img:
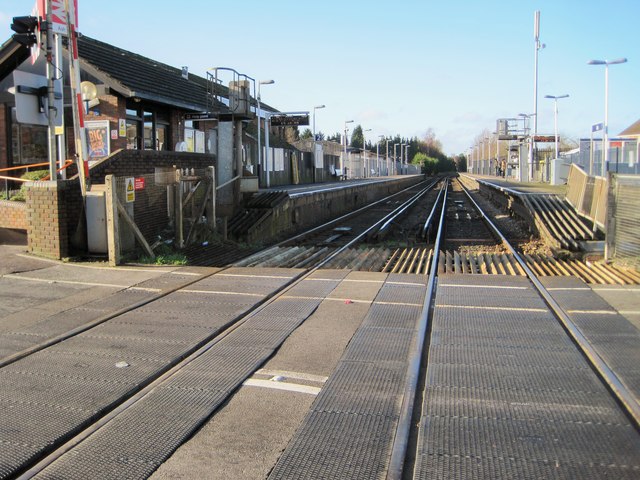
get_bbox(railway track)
[2,175,638,478]
[265,176,640,479]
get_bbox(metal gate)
[607,174,640,268]
[105,167,215,265]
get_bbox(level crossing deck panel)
[0,268,302,479]
[541,275,640,399]
[415,274,640,479]
[268,273,427,479]
[26,269,346,479]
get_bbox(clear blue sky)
[2,0,638,155]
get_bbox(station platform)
[258,175,417,198]
[462,173,567,195]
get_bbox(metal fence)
[562,144,639,176]
[607,174,640,268]
[565,164,607,230]
[106,167,215,264]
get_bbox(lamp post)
[377,135,384,176]
[385,138,390,175]
[363,128,371,177]
[257,79,274,187]
[404,144,410,173]
[342,120,354,179]
[400,143,407,174]
[544,94,569,161]
[312,104,325,143]
[588,58,627,176]
[312,104,325,183]
[393,143,400,175]
[531,10,545,181]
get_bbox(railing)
[0,161,74,199]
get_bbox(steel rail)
[374,179,441,238]
[457,178,640,429]
[275,178,435,249]
[16,177,443,479]
[421,182,446,238]
[387,180,449,479]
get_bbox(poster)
[85,120,110,159]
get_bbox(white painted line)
[385,281,427,287]
[619,311,640,315]
[243,379,321,395]
[283,295,373,305]
[375,301,423,307]
[179,289,264,297]
[218,273,296,280]
[546,287,591,291]
[342,279,386,284]
[3,275,130,289]
[437,304,547,312]
[567,310,618,315]
[439,284,528,290]
[256,369,328,383]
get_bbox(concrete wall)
[245,176,424,244]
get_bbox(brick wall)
[25,180,83,260]
[88,150,216,182]
[0,200,28,230]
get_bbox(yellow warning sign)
[125,177,135,203]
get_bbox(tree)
[300,128,313,140]
[326,132,342,143]
[350,125,363,149]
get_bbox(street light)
[544,94,569,161]
[312,105,325,183]
[312,104,325,142]
[343,120,354,179]
[588,57,627,176]
[377,135,384,176]
[363,128,371,177]
[393,143,400,175]
[406,145,411,173]
[257,79,274,187]
[531,10,545,181]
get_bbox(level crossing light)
[343,120,354,179]
[587,58,627,176]
[544,94,569,161]
[257,79,275,187]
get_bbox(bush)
[8,170,50,202]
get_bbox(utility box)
[228,80,252,118]
[86,186,108,254]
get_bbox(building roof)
[1,34,278,114]
[76,35,220,112]
[619,118,640,138]
[77,35,278,114]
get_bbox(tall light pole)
[385,138,390,175]
[400,143,407,174]
[588,58,627,176]
[531,10,545,181]
[393,143,400,175]
[363,128,371,177]
[257,79,274,187]
[544,94,569,161]
[377,134,384,176]
[404,144,410,173]
[343,120,354,179]
[312,104,325,143]
[312,104,325,183]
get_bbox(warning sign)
[125,177,135,203]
